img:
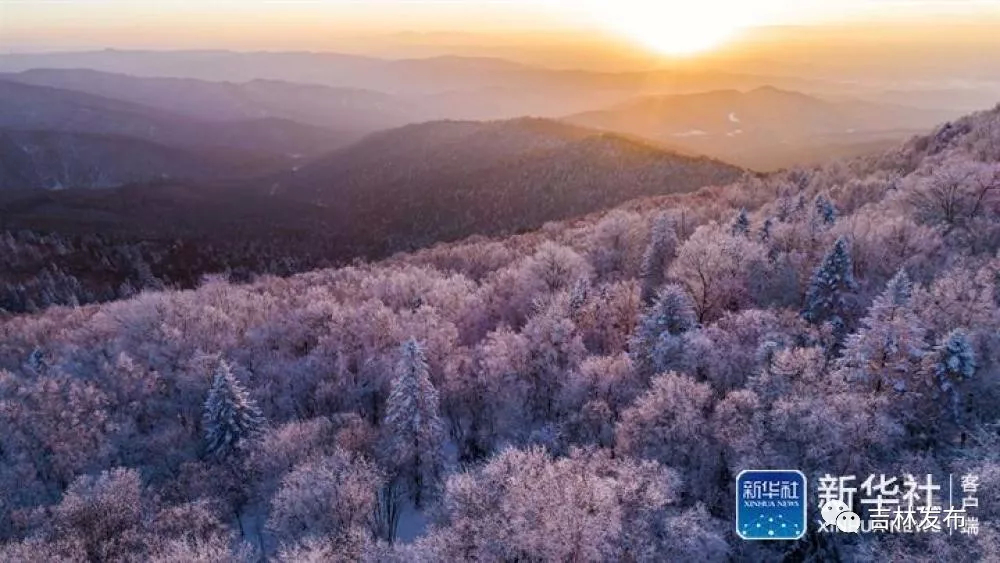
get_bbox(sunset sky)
[2,0,999,56]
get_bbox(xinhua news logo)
[736,470,807,540]
[736,471,983,540]
[816,473,981,535]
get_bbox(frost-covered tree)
[559,354,640,422]
[409,447,711,562]
[711,389,765,471]
[909,159,999,236]
[913,265,998,340]
[586,210,645,281]
[933,328,977,382]
[450,327,533,454]
[522,242,593,294]
[814,194,838,225]
[498,242,593,325]
[522,309,587,418]
[670,225,769,322]
[766,391,902,475]
[801,237,857,335]
[676,309,783,394]
[381,338,446,507]
[758,217,774,243]
[249,417,341,499]
[616,373,714,468]
[147,535,253,563]
[639,213,678,305]
[883,267,914,304]
[629,285,697,377]
[730,208,750,237]
[837,270,927,395]
[25,347,47,374]
[267,450,383,548]
[929,328,977,424]
[568,277,589,313]
[54,468,145,561]
[203,359,265,460]
[615,372,721,506]
[750,346,830,403]
[0,369,114,490]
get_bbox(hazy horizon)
[4,1,1000,64]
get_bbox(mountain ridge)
[0,80,349,161]
[565,86,961,170]
[271,117,745,253]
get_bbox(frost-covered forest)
[2,105,1000,562]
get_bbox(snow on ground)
[393,436,460,544]
[396,500,431,543]
[235,502,269,558]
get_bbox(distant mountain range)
[0,78,358,189]
[2,69,418,134]
[0,118,743,265]
[0,64,751,124]
[0,74,748,195]
[269,118,744,252]
[565,86,962,170]
[0,50,840,96]
[0,51,868,124]
[0,80,347,162]
[0,64,971,182]
[2,50,991,121]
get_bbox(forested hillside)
[0,129,267,190]
[275,118,744,249]
[1,105,999,562]
[0,118,741,314]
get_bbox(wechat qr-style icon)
[821,499,860,533]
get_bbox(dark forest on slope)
[1,101,999,561]
[0,118,741,314]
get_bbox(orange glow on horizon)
[1,0,998,57]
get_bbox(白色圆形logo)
[736,469,807,540]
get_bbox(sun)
[581,1,755,56]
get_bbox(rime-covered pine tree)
[758,217,774,243]
[730,208,750,237]
[838,269,926,393]
[639,213,678,305]
[793,193,808,215]
[382,338,446,507]
[568,278,590,313]
[203,359,265,460]
[802,237,857,334]
[776,196,796,221]
[885,269,914,307]
[26,347,47,374]
[630,285,697,376]
[814,195,838,225]
[934,329,976,382]
[931,329,976,423]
